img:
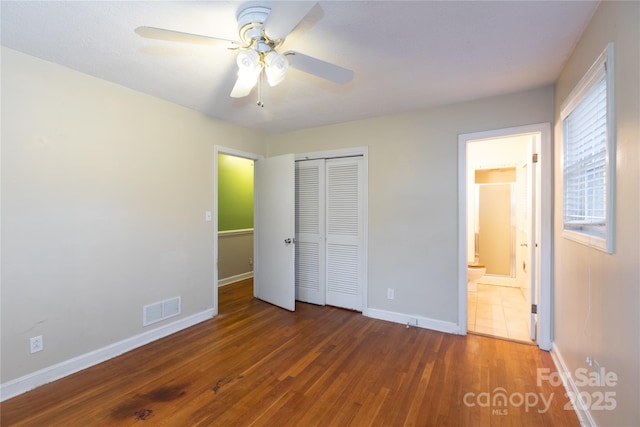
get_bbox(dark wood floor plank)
[1,279,580,426]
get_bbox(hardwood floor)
[1,279,579,426]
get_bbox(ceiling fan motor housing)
[237,6,274,49]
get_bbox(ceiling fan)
[135,2,354,107]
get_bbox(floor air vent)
[143,296,181,326]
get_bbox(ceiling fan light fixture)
[234,49,262,94]
[264,51,289,86]
[236,49,260,72]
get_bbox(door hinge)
[532,153,539,163]
[531,304,538,314]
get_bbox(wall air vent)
[143,296,181,327]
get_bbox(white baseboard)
[364,308,461,334]
[218,272,253,287]
[0,309,215,402]
[550,343,596,427]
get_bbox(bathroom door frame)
[457,123,552,350]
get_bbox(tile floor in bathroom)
[467,283,533,343]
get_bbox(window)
[560,43,615,253]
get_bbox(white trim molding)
[218,272,254,287]
[550,343,597,427]
[365,308,461,334]
[0,309,214,402]
[295,146,368,162]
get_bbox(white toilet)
[467,263,486,292]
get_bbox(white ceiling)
[1,1,598,134]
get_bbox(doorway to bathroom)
[458,124,552,350]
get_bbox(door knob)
[284,238,294,244]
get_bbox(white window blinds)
[560,42,615,253]
[563,75,607,226]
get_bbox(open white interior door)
[254,154,296,311]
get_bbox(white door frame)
[213,145,263,316]
[457,123,552,350]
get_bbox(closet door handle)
[284,238,295,244]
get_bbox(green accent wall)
[218,154,254,231]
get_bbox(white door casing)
[458,123,552,350]
[528,136,539,340]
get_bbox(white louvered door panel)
[325,157,363,310]
[295,160,325,305]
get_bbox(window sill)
[562,229,612,254]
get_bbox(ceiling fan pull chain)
[257,68,265,108]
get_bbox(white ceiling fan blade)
[263,2,317,42]
[230,75,256,98]
[286,51,354,84]
[135,26,239,49]
[230,67,262,98]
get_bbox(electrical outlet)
[249,257,253,265]
[30,335,43,354]
[387,288,394,300]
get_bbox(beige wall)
[0,47,265,383]
[218,231,253,283]
[553,1,640,425]
[266,86,554,323]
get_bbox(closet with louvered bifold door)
[295,156,364,311]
